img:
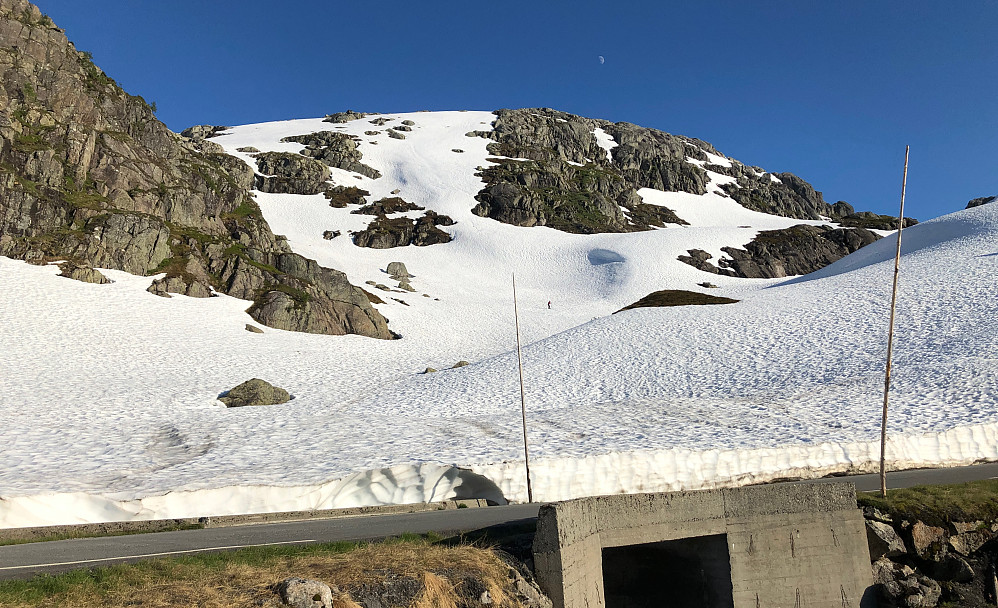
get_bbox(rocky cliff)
[0,0,392,338]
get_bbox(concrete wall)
[533,482,874,608]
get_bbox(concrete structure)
[533,482,874,608]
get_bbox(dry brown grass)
[0,538,527,608]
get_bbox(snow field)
[1,110,995,527]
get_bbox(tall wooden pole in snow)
[512,273,534,503]
[880,145,909,498]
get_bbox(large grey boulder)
[867,520,906,559]
[276,577,335,608]
[949,530,992,555]
[180,125,228,140]
[219,378,290,407]
[386,261,410,280]
[910,521,947,559]
[58,262,110,284]
[240,252,394,339]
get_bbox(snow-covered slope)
[1,111,995,527]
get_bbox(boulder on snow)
[219,379,290,407]
[58,262,111,284]
[387,261,411,280]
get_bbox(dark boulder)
[219,378,290,407]
[352,197,424,215]
[324,185,369,208]
[353,212,454,249]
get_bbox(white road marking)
[0,539,318,571]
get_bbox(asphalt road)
[3,461,997,581]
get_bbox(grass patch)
[258,284,312,309]
[0,534,524,608]
[12,131,50,153]
[222,199,263,221]
[616,289,739,313]
[858,479,998,528]
[241,257,282,276]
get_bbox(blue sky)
[35,0,996,221]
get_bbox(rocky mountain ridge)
[0,0,392,338]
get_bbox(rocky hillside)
[0,0,392,338]
[470,108,910,232]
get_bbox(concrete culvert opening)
[601,534,734,608]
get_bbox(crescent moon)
[598,56,605,64]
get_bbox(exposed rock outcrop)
[324,185,369,208]
[352,197,424,215]
[837,211,918,230]
[353,211,454,248]
[254,152,330,195]
[471,108,688,234]
[967,195,996,209]
[717,169,835,220]
[863,504,998,608]
[281,131,381,179]
[679,224,882,279]
[0,1,392,338]
[322,110,367,124]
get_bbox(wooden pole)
[512,273,534,503]
[880,145,909,498]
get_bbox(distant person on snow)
[547,301,551,309]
